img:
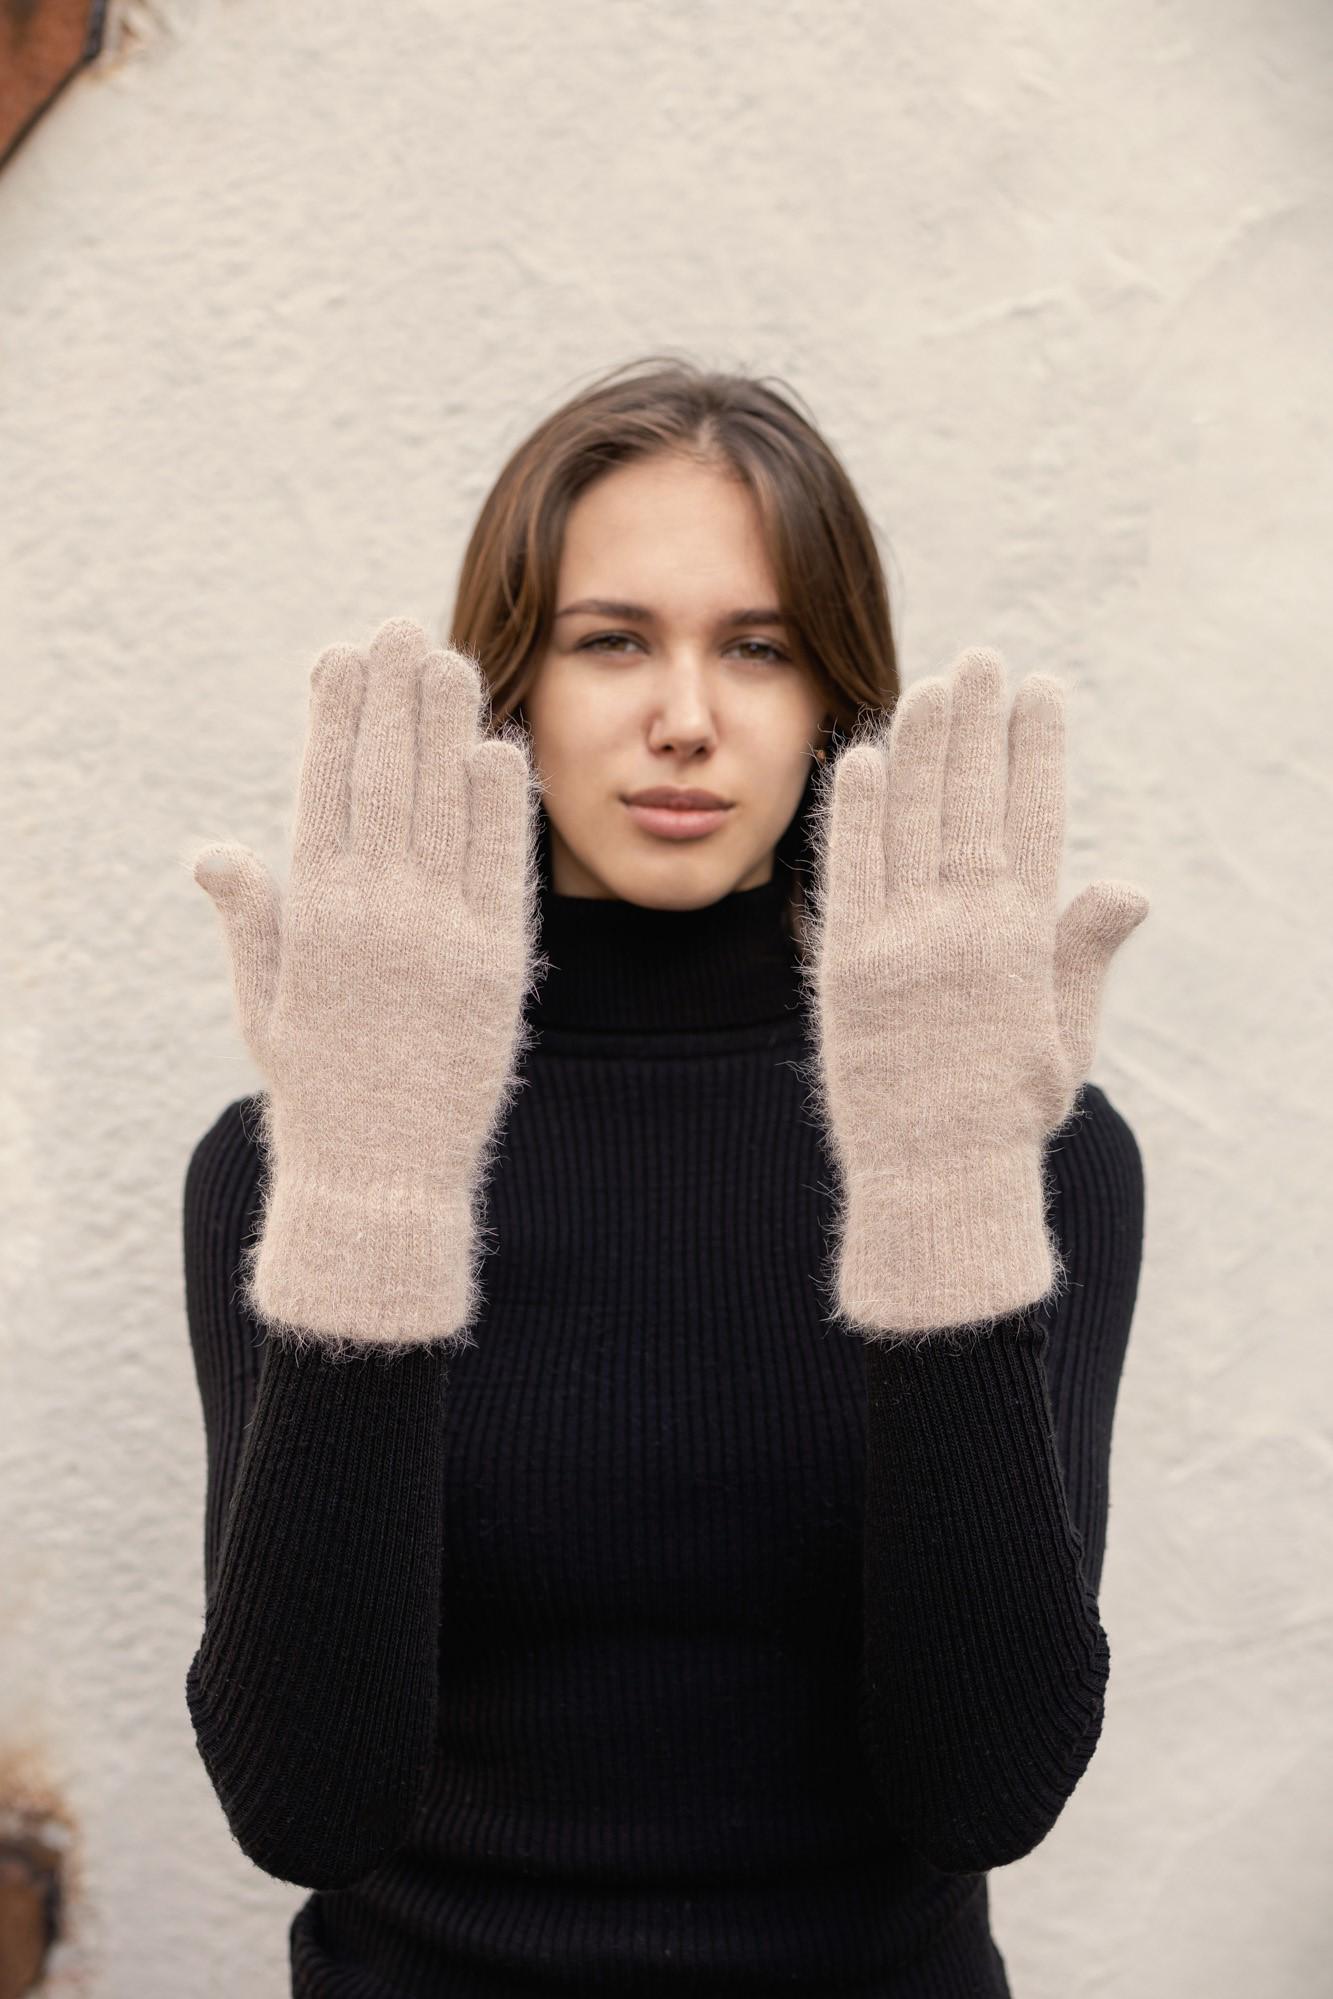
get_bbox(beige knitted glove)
[192,617,546,1356]
[800,647,1149,1342]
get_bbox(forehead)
[558,455,777,602]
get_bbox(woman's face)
[523,451,829,904]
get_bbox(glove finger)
[293,641,364,868]
[938,649,1008,883]
[415,647,487,880]
[1005,673,1066,901]
[348,618,431,864]
[464,739,535,926]
[817,743,888,950]
[193,843,283,1062]
[1054,879,1150,1079]
[885,676,950,890]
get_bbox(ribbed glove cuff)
[836,1143,1062,1341]
[243,1161,481,1355]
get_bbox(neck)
[527,870,806,1035]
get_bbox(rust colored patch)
[0,0,107,171]
[0,1745,78,1999]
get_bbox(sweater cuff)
[244,1161,480,1353]
[836,1142,1059,1341]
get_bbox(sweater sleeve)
[856,1081,1145,1873]
[182,1095,452,1890]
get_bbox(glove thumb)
[192,843,283,1066]
[1053,878,1150,1084]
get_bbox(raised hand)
[800,647,1148,1339]
[192,617,547,1353]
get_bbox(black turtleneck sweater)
[183,868,1144,1997]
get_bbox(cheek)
[746,688,824,776]
[529,716,623,816]
[743,744,813,829]
[527,670,625,781]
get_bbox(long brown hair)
[447,353,900,950]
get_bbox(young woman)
[184,357,1148,1997]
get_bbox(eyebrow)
[554,598,791,627]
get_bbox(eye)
[729,638,789,664]
[577,632,642,653]
[575,632,790,664]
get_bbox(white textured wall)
[2,1,1329,1993]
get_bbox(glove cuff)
[836,1141,1061,1341]
[242,1158,481,1354]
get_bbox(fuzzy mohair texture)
[791,645,1149,1343]
[191,621,1147,1358]
[191,616,550,1361]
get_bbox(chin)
[552,815,768,905]
[611,870,721,911]
[615,853,769,911]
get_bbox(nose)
[649,670,717,758]
[654,724,714,758]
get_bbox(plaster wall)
[2,1,1329,1992]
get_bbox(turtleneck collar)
[527,866,808,1035]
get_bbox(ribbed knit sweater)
[183,865,1145,1998]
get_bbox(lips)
[624,789,732,810]
[624,798,733,841]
